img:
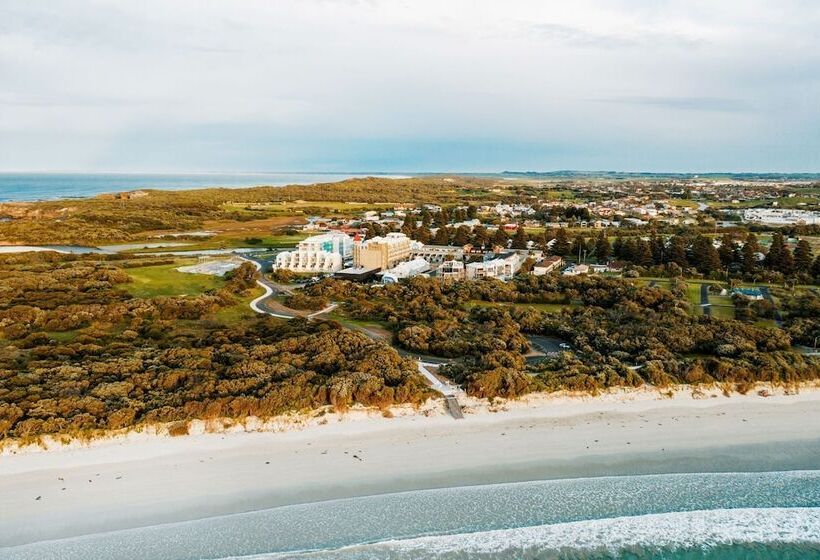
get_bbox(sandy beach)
[2,386,820,548]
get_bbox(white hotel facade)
[275,232,353,273]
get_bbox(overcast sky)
[1,0,819,173]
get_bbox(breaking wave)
[262,508,820,559]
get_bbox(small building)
[381,258,430,284]
[562,263,590,276]
[731,287,764,300]
[334,266,381,282]
[531,256,563,276]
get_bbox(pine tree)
[432,227,450,246]
[570,234,586,259]
[421,210,432,228]
[453,225,471,246]
[635,239,653,267]
[718,233,735,267]
[401,213,416,236]
[492,228,509,249]
[512,227,528,249]
[742,233,760,275]
[467,205,478,219]
[471,225,488,248]
[622,238,637,262]
[668,235,688,268]
[811,255,820,280]
[551,228,570,256]
[612,235,624,259]
[594,231,611,263]
[794,239,813,273]
[650,234,664,265]
[766,232,786,271]
[692,235,721,274]
[414,226,431,244]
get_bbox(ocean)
[0,172,410,202]
[5,471,820,559]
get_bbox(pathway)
[700,283,712,316]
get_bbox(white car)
[559,343,571,350]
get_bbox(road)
[700,283,712,316]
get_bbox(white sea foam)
[261,507,820,558]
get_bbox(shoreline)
[1,382,815,458]
[2,384,820,547]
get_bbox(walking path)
[241,257,466,419]
[700,283,712,316]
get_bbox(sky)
[1,0,819,173]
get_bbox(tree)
[766,232,787,272]
[467,205,478,219]
[812,255,820,280]
[691,235,721,275]
[718,233,735,267]
[551,228,570,256]
[650,234,664,265]
[511,227,528,249]
[414,226,431,244]
[594,231,611,263]
[432,227,451,246]
[570,234,586,260]
[401,213,416,236]
[668,235,688,269]
[634,239,653,267]
[453,225,471,246]
[612,235,624,259]
[742,233,760,275]
[794,239,813,273]
[492,228,509,249]
[471,225,488,248]
[421,210,432,228]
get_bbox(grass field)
[123,262,226,298]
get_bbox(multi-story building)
[274,232,352,273]
[437,260,465,280]
[409,244,464,264]
[353,232,413,270]
[465,252,521,280]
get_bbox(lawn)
[123,262,226,298]
[206,293,261,324]
[685,282,704,315]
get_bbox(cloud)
[0,0,819,172]
[529,23,700,49]
[594,96,752,113]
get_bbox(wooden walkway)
[445,395,464,419]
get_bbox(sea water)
[0,172,409,202]
[4,471,820,559]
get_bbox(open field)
[123,262,226,297]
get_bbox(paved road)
[700,283,712,316]
[528,335,566,354]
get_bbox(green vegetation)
[0,253,432,443]
[123,262,225,297]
